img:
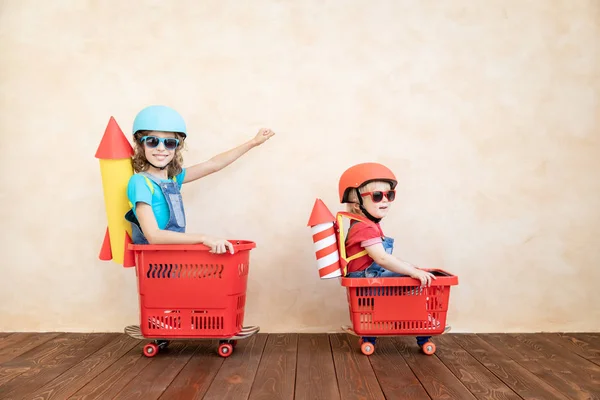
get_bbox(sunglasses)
[361,190,396,203]
[140,136,180,150]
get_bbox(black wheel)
[154,340,170,350]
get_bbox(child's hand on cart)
[204,237,235,254]
[410,267,436,287]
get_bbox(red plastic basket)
[129,240,256,339]
[340,270,458,336]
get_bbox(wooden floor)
[0,332,598,399]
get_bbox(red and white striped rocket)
[307,199,342,279]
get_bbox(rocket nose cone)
[308,198,335,226]
[96,117,134,159]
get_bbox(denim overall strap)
[139,172,186,233]
[126,172,187,244]
[381,237,394,254]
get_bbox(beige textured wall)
[0,0,598,333]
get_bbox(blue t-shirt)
[127,169,186,229]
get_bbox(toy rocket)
[307,199,343,279]
[95,117,135,267]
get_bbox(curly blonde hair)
[131,131,186,178]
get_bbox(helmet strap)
[356,188,382,224]
[148,161,169,171]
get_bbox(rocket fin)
[122,231,136,268]
[99,227,113,261]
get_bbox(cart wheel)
[421,341,436,355]
[143,343,159,357]
[360,341,375,356]
[219,339,237,348]
[358,338,364,346]
[155,340,170,350]
[218,343,234,358]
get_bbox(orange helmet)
[339,162,397,203]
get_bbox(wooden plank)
[548,333,600,366]
[367,337,431,400]
[0,360,29,389]
[0,333,93,388]
[70,342,152,400]
[476,334,538,361]
[0,333,16,349]
[393,336,477,399]
[510,333,600,375]
[249,334,298,400]
[158,341,225,400]
[294,334,340,400]
[25,334,139,400]
[481,334,600,399]
[202,333,268,400]
[0,333,61,363]
[509,333,599,366]
[571,333,600,344]
[113,341,200,399]
[452,334,570,400]
[0,333,117,399]
[434,335,520,400]
[329,333,385,400]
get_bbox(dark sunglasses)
[140,136,180,150]
[361,190,396,203]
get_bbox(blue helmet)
[132,105,187,138]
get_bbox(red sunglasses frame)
[360,190,396,203]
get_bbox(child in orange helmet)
[339,162,436,286]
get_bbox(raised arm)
[183,128,275,183]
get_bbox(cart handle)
[128,240,256,252]
[340,268,459,287]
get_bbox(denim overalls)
[346,236,406,278]
[125,172,186,244]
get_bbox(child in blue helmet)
[125,105,274,253]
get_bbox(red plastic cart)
[341,269,458,355]
[124,240,259,358]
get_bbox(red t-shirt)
[345,220,384,273]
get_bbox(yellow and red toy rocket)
[307,199,343,279]
[95,117,135,267]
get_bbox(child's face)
[360,181,394,219]
[141,131,178,169]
